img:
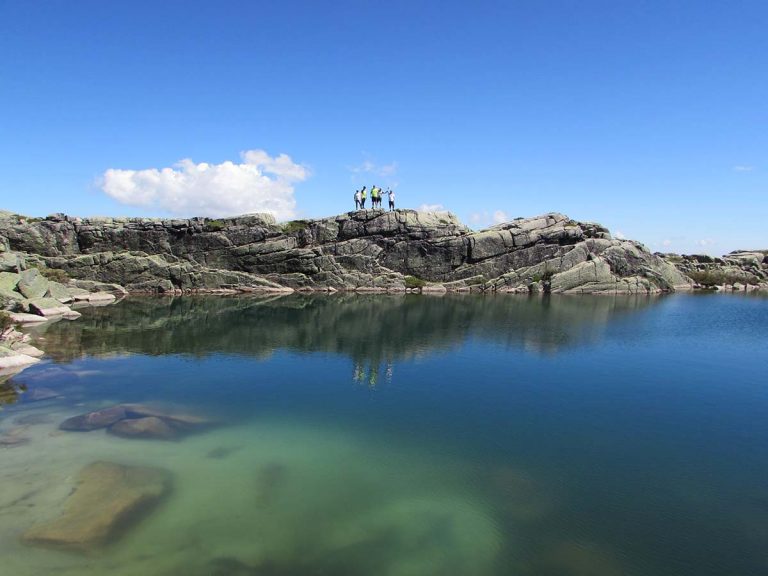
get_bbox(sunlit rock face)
[0,210,699,294]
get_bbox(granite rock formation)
[0,209,695,294]
[659,250,768,291]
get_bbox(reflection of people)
[387,189,395,211]
[353,361,364,383]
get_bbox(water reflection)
[31,293,661,369]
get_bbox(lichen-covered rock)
[25,297,72,317]
[0,209,756,293]
[17,268,49,299]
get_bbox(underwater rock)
[25,386,60,401]
[491,465,556,522]
[254,462,287,506]
[59,405,128,431]
[22,461,171,552]
[206,445,239,459]
[121,403,212,428]
[59,403,211,439]
[108,416,178,440]
[531,540,624,576]
[0,427,31,447]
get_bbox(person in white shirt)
[387,189,395,211]
[354,189,362,210]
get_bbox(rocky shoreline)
[6,208,763,296]
[1,208,765,371]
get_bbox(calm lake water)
[1,293,767,575]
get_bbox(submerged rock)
[22,461,171,552]
[59,403,212,439]
[109,416,178,440]
[59,405,128,431]
[530,540,625,576]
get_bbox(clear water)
[1,293,767,575]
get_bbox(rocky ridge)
[658,250,768,291]
[1,209,698,295]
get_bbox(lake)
[1,293,767,575]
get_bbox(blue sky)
[1,1,766,254]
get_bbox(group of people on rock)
[354,186,395,211]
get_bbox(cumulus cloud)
[697,238,716,247]
[100,150,309,219]
[733,165,754,172]
[662,239,672,247]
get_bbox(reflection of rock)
[529,540,624,576]
[38,293,661,365]
[109,416,178,440]
[22,461,171,552]
[0,375,26,405]
[60,405,127,431]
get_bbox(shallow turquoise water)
[1,293,767,575]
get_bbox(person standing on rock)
[354,189,362,210]
[387,189,395,211]
[360,186,367,209]
[371,185,379,209]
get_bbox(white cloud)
[100,150,308,219]
[348,159,398,178]
[696,238,716,247]
[469,210,510,228]
[733,165,754,172]
[614,230,626,240]
[662,239,672,247]
[492,210,509,224]
[418,203,448,213]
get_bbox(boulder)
[17,268,49,299]
[25,297,71,317]
[0,271,20,292]
[59,405,128,431]
[0,345,40,370]
[108,416,178,440]
[0,252,22,272]
[7,312,48,324]
[45,280,74,303]
[22,461,171,552]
